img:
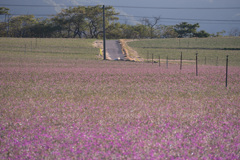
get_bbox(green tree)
[85,5,119,38]
[174,22,200,38]
[157,25,178,38]
[0,7,9,15]
[0,22,6,36]
[51,6,87,38]
[119,24,139,39]
[9,15,37,37]
[30,18,58,38]
[0,7,10,37]
[134,24,149,38]
[107,22,123,39]
[51,5,119,38]
[118,23,130,38]
[216,30,226,37]
[194,30,210,38]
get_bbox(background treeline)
[0,5,239,39]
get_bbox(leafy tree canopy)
[174,22,200,38]
[0,6,215,39]
[0,7,10,15]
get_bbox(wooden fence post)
[159,55,160,67]
[226,55,229,87]
[152,53,154,64]
[166,55,168,69]
[180,52,182,70]
[196,52,198,76]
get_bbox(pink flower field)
[0,58,239,159]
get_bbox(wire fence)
[140,52,233,87]
[142,49,240,67]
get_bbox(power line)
[1,4,240,10]
[8,13,240,23]
[118,19,240,25]
[0,4,97,8]
[2,3,239,23]
[117,18,240,25]
[10,14,55,17]
[5,13,240,24]
[117,15,240,23]
[4,14,240,24]
[0,4,81,8]
[113,5,240,10]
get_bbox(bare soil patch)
[119,39,144,62]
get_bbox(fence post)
[159,55,160,67]
[196,52,198,76]
[35,38,37,48]
[103,5,106,60]
[31,41,33,53]
[205,56,207,65]
[152,53,154,64]
[147,52,149,63]
[226,55,229,87]
[166,55,168,69]
[180,52,182,70]
[216,56,218,66]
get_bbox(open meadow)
[0,38,240,159]
[128,37,240,66]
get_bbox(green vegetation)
[0,38,99,60]
[174,22,210,38]
[1,37,239,66]
[0,6,119,38]
[2,6,236,39]
[127,37,240,66]
[0,7,9,14]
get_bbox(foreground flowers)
[0,59,239,159]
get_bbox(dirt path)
[106,40,125,60]
[93,40,196,63]
[93,39,143,61]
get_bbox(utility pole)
[7,14,10,37]
[103,5,106,60]
[196,52,198,76]
[5,14,7,36]
[226,55,229,87]
[180,52,182,70]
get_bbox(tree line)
[0,5,236,39]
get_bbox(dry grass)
[119,39,144,62]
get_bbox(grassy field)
[127,37,240,66]
[0,38,99,61]
[0,38,240,159]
